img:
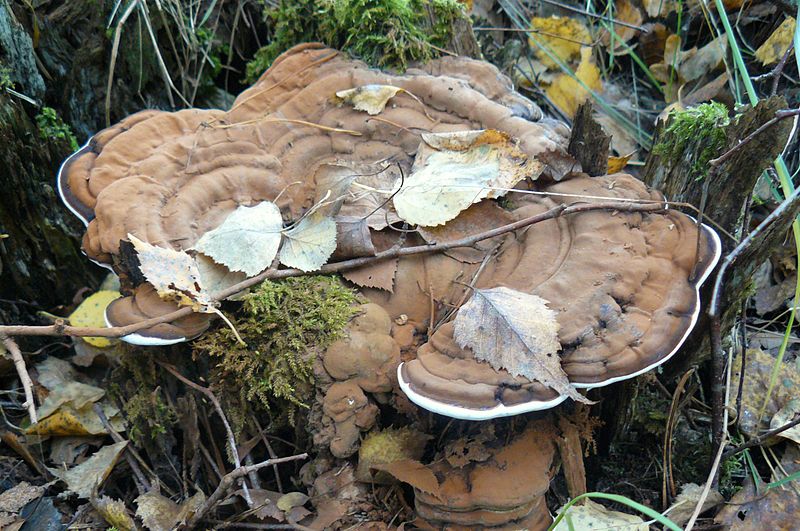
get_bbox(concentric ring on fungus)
[57,44,721,423]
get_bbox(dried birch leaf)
[393,130,541,227]
[135,491,205,531]
[528,16,591,68]
[91,495,136,531]
[453,287,588,403]
[129,235,211,309]
[336,85,403,115]
[554,498,648,530]
[195,253,247,300]
[191,201,283,277]
[47,441,127,499]
[279,213,337,272]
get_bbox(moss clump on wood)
[112,350,177,444]
[245,0,467,82]
[653,102,729,181]
[35,106,79,151]
[193,276,360,428]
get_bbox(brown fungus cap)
[412,420,558,530]
[104,283,210,346]
[57,44,572,345]
[394,174,721,420]
[322,303,400,393]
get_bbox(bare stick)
[93,403,150,494]
[1,334,37,424]
[180,453,308,529]
[0,200,666,339]
[721,414,800,461]
[159,362,253,507]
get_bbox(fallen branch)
[0,200,665,339]
[1,334,37,424]
[180,453,309,529]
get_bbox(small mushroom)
[322,303,400,393]
[395,174,722,419]
[321,381,379,458]
[104,283,210,346]
[413,420,558,530]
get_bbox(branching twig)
[180,453,308,529]
[0,201,666,340]
[159,362,253,507]
[0,334,37,424]
[721,414,800,461]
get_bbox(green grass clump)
[245,0,466,82]
[653,102,730,181]
[193,276,360,428]
[35,106,79,151]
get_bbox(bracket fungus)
[56,42,722,528]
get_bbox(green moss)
[245,0,467,82]
[35,106,79,151]
[653,102,730,181]
[0,64,14,91]
[193,276,360,429]
[112,350,178,444]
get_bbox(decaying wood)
[643,96,795,377]
[568,102,610,176]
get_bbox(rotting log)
[643,96,795,379]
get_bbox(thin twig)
[180,453,308,529]
[159,362,253,507]
[93,403,150,494]
[721,414,800,461]
[0,335,36,424]
[0,201,666,340]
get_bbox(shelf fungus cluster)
[58,43,721,529]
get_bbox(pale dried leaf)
[770,398,800,444]
[276,492,309,512]
[394,130,541,227]
[191,201,283,277]
[336,85,403,115]
[92,495,135,531]
[599,0,642,52]
[333,216,376,259]
[35,381,105,420]
[47,441,127,499]
[554,498,648,530]
[279,213,337,272]
[371,459,441,498]
[755,17,796,66]
[453,287,587,403]
[195,253,247,300]
[0,482,44,513]
[135,490,205,531]
[34,357,78,391]
[680,35,727,82]
[130,235,212,309]
[667,483,723,527]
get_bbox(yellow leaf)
[600,0,643,53]
[336,85,402,115]
[607,153,634,174]
[545,47,602,118]
[755,17,796,66]
[68,291,122,348]
[642,0,676,17]
[529,16,591,68]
